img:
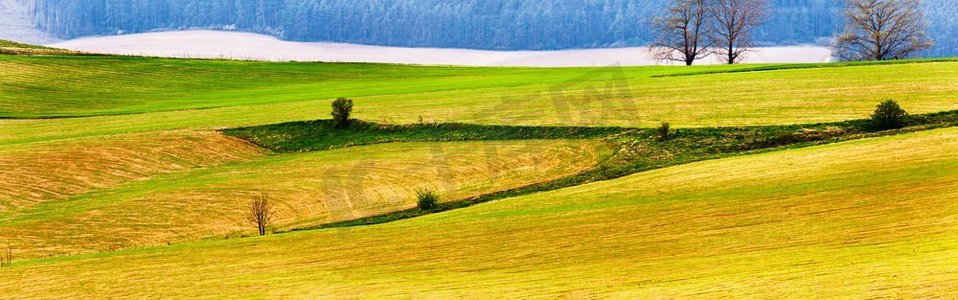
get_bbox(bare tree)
[650,0,713,66]
[833,0,933,61]
[247,194,274,236]
[709,0,769,64]
[0,243,11,268]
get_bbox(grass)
[0,40,76,56]
[7,105,950,259]
[652,57,958,77]
[2,127,955,298]
[2,55,958,130]
[0,130,266,212]
[4,57,958,148]
[3,49,958,297]
[222,119,625,152]
[228,109,958,155]
[0,40,53,50]
[0,139,605,259]
[286,110,958,230]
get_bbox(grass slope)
[8,107,954,259]
[2,51,958,297]
[0,139,605,259]
[0,40,51,50]
[2,127,955,298]
[2,55,958,129]
[234,111,953,231]
[0,130,265,212]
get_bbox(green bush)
[331,98,354,128]
[871,100,908,130]
[416,188,439,210]
[657,122,671,141]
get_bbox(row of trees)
[650,0,768,65]
[654,0,934,65]
[27,0,942,61]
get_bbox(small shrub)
[331,98,354,128]
[416,188,439,211]
[871,100,908,130]
[657,122,671,141]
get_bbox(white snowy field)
[49,30,833,67]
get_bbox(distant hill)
[0,38,73,55]
[20,0,958,56]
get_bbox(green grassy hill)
[2,55,958,125]
[1,47,957,298]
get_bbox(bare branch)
[832,0,933,61]
[247,194,275,236]
[708,0,769,64]
[649,0,713,66]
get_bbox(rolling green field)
[2,127,955,298]
[1,47,957,298]
[3,55,958,125]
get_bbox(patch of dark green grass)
[222,120,627,152]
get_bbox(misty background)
[4,0,957,57]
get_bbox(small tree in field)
[871,100,908,130]
[658,122,671,141]
[416,188,439,211]
[247,194,274,236]
[0,244,11,268]
[331,98,354,128]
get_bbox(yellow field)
[3,128,955,298]
[0,130,265,211]
[0,138,604,259]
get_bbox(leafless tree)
[650,0,713,66]
[709,0,769,64]
[247,194,274,236]
[0,243,11,268]
[833,0,934,61]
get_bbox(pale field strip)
[0,130,265,212]
[48,30,833,67]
